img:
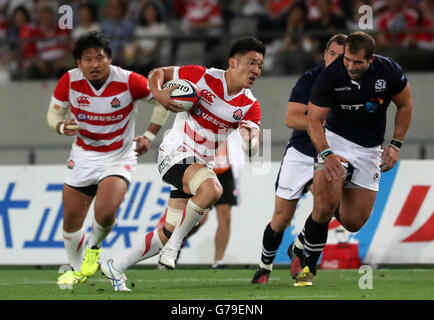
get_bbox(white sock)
[63,228,85,271]
[87,216,114,248]
[259,261,273,271]
[113,229,163,272]
[166,199,207,250]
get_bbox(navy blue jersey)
[287,64,325,157]
[310,55,408,147]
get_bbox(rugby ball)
[162,79,201,111]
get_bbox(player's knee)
[315,198,338,217]
[187,167,219,195]
[94,199,118,218]
[198,178,223,204]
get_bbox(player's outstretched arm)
[380,83,413,172]
[133,122,161,157]
[133,102,171,157]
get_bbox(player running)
[48,31,169,286]
[251,34,347,284]
[293,31,413,287]
[100,37,265,291]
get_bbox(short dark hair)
[326,33,347,50]
[228,37,266,59]
[345,31,376,60]
[73,31,112,60]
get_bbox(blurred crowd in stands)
[0,0,432,80]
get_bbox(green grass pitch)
[0,266,433,300]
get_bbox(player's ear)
[369,54,375,64]
[228,57,235,69]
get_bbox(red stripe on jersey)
[70,80,129,97]
[227,94,254,107]
[71,103,133,126]
[183,142,215,162]
[103,81,129,97]
[204,73,254,107]
[79,120,129,140]
[76,136,124,152]
[190,105,238,133]
[204,73,224,97]
[70,80,97,97]
[178,65,207,84]
[184,122,219,150]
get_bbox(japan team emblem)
[111,97,121,108]
[67,160,74,169]
[233,109,243,120]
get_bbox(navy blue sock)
[260,223,284,265]
[303,214,329,274]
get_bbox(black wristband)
[390,139,403,150]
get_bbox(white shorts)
[157,140,209,180]
[275,145,315,200]
[324,129,382,191]
[64,153,136,188]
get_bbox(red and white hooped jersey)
[52,65,152,162]
[161,65,261,168]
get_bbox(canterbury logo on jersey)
[76,96,91,106]
[200,89,216,104]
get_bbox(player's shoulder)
[178,64,208,83]
[110,65,133,82]
[64,68,83,82]
[303,64,325,79]
[242,87,257,104]
[312,57,344,88]
[372,55,404,74]
[322,55,344,75]
[296,64,325,86]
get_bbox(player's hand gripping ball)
[162,79,201,112]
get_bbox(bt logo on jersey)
[340,104,363,111]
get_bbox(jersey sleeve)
[242,100,261,128]
[175,65,207,84]
[309,73,334,108]
[129,72,152,101]
[53,72,70,108]
[387,57,408,96]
